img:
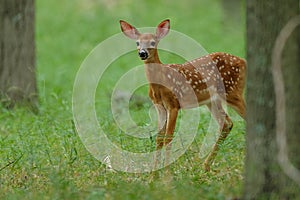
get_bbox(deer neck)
[143,49,161,64]
[143,49,164,85]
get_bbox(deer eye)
[150,41,156,46]
[136,41,140,46]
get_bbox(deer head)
[120,19,170,62]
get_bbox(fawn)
[120,19,246,171]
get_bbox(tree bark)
[0,0,37,108]
[244,0,300,199]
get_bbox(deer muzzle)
[138,49,148,60]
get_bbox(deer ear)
[120,20,140,40]
[156,19,170,40]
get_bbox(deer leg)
[165,109,179,144]
[164,108,178,158]
[156,104,167,149]
[204,100,233,171]
[227,95,246,119]
[153,104,167,169]
[162,108,178,181]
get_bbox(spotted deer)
[120,19,246,171]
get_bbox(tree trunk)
[0,0,37,109]
[244,0,300,199]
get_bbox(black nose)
[138,49,148,60]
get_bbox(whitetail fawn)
[120,19,246,171]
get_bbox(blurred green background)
[1,0,246,199]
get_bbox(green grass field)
[0,0,246,199]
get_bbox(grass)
[0,0,246,199]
